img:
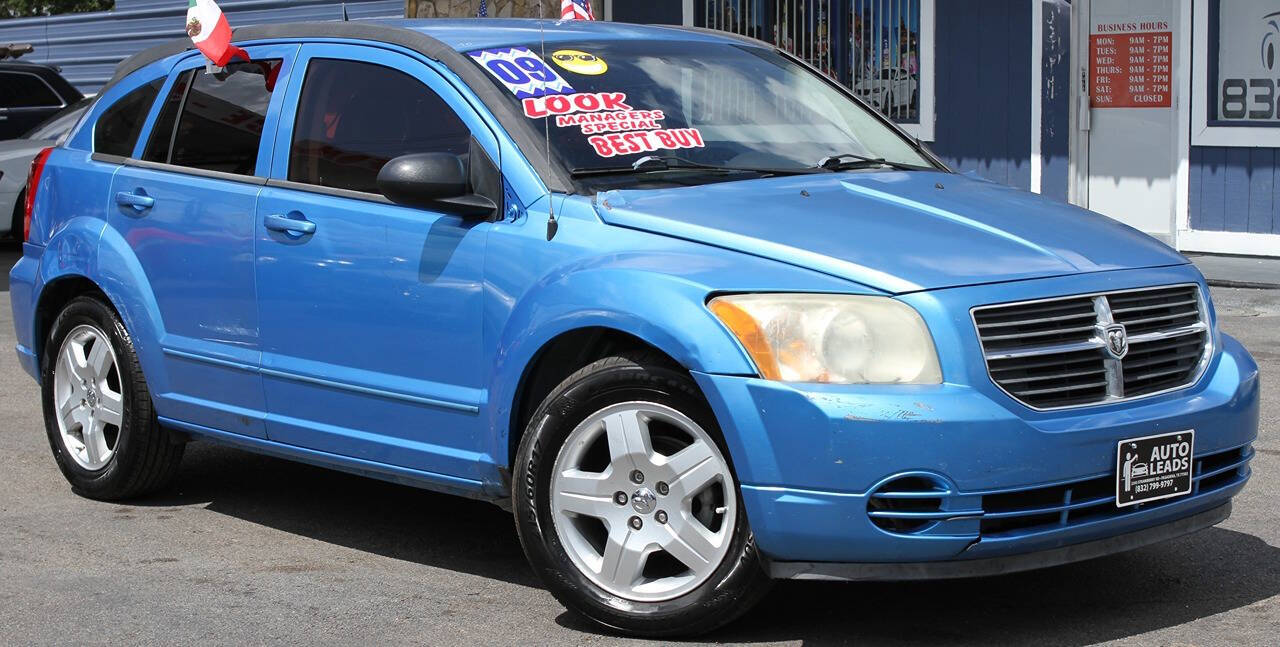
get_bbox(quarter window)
[94,79,163,157]
[288,59,471,194]
[0,71,63,108]
[152,60,281,175]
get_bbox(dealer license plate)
[1116,430,1195,507]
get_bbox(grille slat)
[1110,298,1198,315]
[977,311,1099,330]
[974,285,1210,409]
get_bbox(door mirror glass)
[377,152,495,217]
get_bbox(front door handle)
[115,190,154,212]
[264,213,316,236]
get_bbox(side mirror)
[376,152,496,218]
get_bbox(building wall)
[0,0,405,94]
[1189,147,1280,235]
[929,0,1033,191]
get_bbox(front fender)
[485,259,759,469]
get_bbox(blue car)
[8,20,1259,636]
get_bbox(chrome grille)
[973,285,1210,409]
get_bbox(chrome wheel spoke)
[557,468,615,498]
[557,491,616,518]
[66,337,92,382]
[668,450,721,499]
[96,389,124,428]
[603,408,653,469]
[599,527,650,591]
[659,439,715,480]
[86,337,112,381]
[81,420,106,466]
[661,516,719,573]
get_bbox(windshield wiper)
[816,153,926,172]
[570,155,826,178]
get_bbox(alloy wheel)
[550,401,737,602]
[52,324,124,471]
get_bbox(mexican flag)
[186,0,249,67]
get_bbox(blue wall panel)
[1189,145,1280,234]
[0,0,405,93]
[930,0,1032,191]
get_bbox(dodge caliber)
[8,19,1259,637]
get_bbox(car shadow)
[142,441,1278,645]
[137,440,541,589]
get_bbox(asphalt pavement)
[0,241,1276,646]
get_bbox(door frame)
[1068,0,1090,210]
[1069,0,1194,250]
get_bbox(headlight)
[708,294,942,384]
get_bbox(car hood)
[593,171,1188,293]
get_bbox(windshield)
[23,97,93,141]
[466,40,935,186]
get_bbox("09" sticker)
[469,47,575,99]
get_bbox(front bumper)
[691,271,1260,567]
[770,502,1232,581]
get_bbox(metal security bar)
[699,0,922,124]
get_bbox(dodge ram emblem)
[1104,323,1129,360]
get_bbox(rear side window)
[0,71,63,108]
[288,58,471,194]
[94,79,163,157]
[145,60,281,175]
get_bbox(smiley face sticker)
[551,50,608,75]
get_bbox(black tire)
[41,295,184,500]
[513,352,772,638]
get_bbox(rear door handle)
[264,213,316,236]
[115,190,154,212]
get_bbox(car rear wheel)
[513,352,771,637]
[41,295,184,499]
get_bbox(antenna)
[539,0,558,240]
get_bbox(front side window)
[0,71,63,108]
[94,79,162,156]
[147,60,281,175]
[288,58,471,194]
[467,40,934,189]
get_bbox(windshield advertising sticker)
[587,129,705,157]
[550,49,608,75]
[1116,430,1194,507]
[469,47,575,99]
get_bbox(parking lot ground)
[1,241,1276,646]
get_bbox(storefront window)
[1210,0,1280,124]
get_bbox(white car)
[1,98,91,239]
[855,67,918,112]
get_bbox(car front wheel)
[513,352,771,637]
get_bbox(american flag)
[476,0,486,17]
[560,0,595,20]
